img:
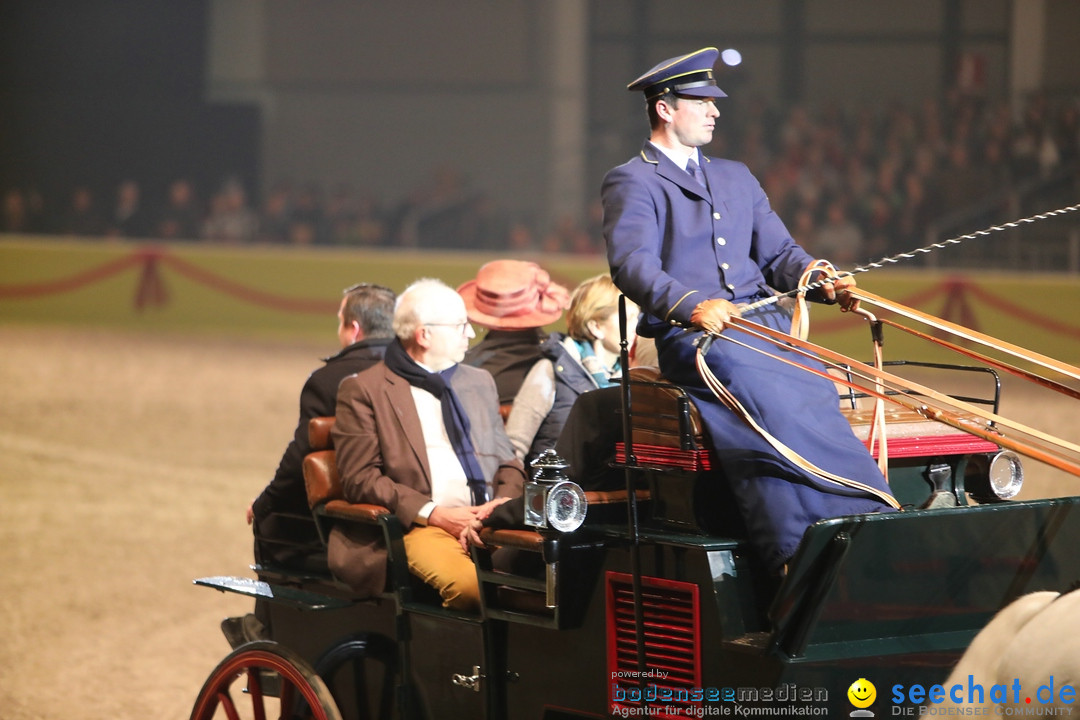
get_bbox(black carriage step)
[251,562,334,585]
[194,575,353,611]
[724,632,771,653]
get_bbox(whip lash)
[740,202,1080,314]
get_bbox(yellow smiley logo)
[847,678,876,709]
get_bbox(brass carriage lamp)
[524,449,588,533]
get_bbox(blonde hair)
[565,274,623,342]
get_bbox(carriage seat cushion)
[625,367,989,450]
[478,527,545,552]
[308,415,336,451]
[303,449,341,509]
[625,366,705,448]
[303,448,391,528]
[842,407,992,440]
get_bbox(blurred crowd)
[722,88,1079,265]
[2,90,1077,261]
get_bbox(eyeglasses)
[424,321,473,336]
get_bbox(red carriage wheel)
[190,640,342,720]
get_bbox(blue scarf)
[383,338,488,505]
[572,338,619,388]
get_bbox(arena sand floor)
[0,324,1076,720]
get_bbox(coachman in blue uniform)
[602,47,898,573]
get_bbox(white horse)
[936,590,1080,711]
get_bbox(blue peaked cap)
[627,47,727,101]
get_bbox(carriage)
[191,289,1080,719]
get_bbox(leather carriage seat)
[304,416,341,508]
[625,365,705,449]
[303,419,391,525]
[842,406,992,441]
[626,366,991,443]
[307,415,336,453]
[622,366,994,463]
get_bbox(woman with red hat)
[459,260,570,406]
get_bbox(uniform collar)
[640,141,711,200]
[647,141,700,172]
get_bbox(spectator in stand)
[844,156,875,213]
[505,221,536,251]
[460,260,570,407]
[258,182,293,244]
[2,189,28,233]
[156,179,203,241]
[874,158,904,216]
[896,171,934,252]
[289,183,326,245]
[396,166,478,249]
[202,178,259,243]
[789,207,818,254]
[816,199,864,266]
[542,215,598,255]
[862,194,895,259]
[24,187,46,234]
[939,142,991,213]
[981,139,1013,190]
[325,183,359,245]
[1055,102,1080,166]
[106,179,153,239]
[352,193,389,246]
[221,282,397,647]
[1011,96,1051,181]
[61,185,105,237]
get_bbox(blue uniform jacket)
[602,141,895,573]
[603,142,815,333]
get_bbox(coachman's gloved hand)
[808,271,860,312]
[690,298,742,335]
[820,274,859,312]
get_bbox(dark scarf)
[383,338,488,505]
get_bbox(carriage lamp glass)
[525,449,588,532]
[966,450,1024,502]
[544,482,588,532]
[987,450,1024,499]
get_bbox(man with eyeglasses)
[328,278,524,610]
[223,282,396,648]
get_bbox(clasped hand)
[427,498,511,551]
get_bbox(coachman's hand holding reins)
[690,297,741,336]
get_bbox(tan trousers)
[402,525,480,611]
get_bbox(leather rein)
[698,295,1080,480]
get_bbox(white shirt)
[409,365,492,524]
[649,141,701,173]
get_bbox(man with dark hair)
[222,282,395,647]
[602,48,898,577]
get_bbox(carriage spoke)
[247,667,267,720]
[216,689,240,720]
[189,643,341,720]
[278,681,295,720]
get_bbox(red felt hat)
[457,260,570,330]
